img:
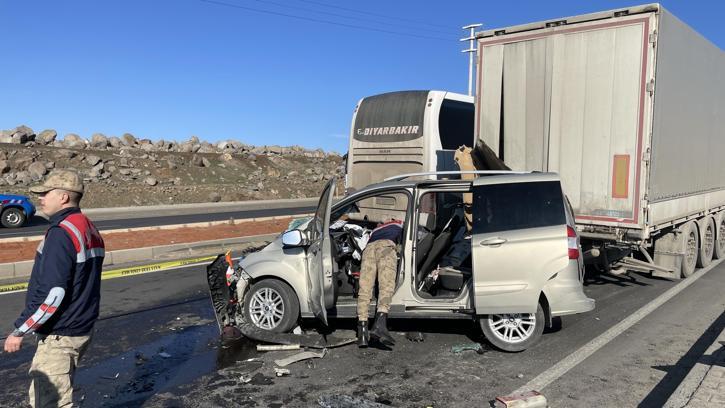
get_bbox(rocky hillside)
[0,125,344,208]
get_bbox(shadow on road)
[639,309,725,407]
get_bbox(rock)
[198,145,215,154]
[0,160,9,174]
[217,141,231,150]
[191,155,204,167]
[55,149,77,160]
[63,133,86,149]
[208,192,221,202]
[90,133,109,148]
[108,136,122,148]
[119,168,131,176]
[266,145,284,155]
[15,171,32,185]
[37,129,57,145]
[14,156,34,170]
[144,176,158,186]
[201,157,211,167]
[189,136,200,144]
[178,142,194,153]
[85,155,102,166]
[247,154,257,161]
[140,143,156,152]
[118,157,130,167]
[220,153,234,162]
[166,161,177,170]
[27,162,48,180]
[121,133,137,146]
[45,161,55,170]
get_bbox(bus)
[345,90,475,194]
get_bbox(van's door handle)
[480,238,507,246]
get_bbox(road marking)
[513,258,724,395]
[0,255,220,295]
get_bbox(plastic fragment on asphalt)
[240,375,252,383]
[494,391,547,408]
[274,367,291,377]
[451,343,485,354]
[293,326,303,335]
[257,344,301,351]
[159,352,172,358]
[274,348,327,367]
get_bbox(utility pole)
[461,23,482,96]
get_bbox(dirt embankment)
[1,125,344,208]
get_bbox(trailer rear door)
[477,13,655,226]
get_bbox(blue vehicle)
[0,194,36,228]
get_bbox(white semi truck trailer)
[475,3,725,279]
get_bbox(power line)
[246,0,458,37]
[200,0,454,42]
[295,0,458,33]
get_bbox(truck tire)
[714,212,725,260]
[243,279,300,333]
[680,221,699,278]
[479,303,545,352]
[697,217,715,268]
[1,207,26,228]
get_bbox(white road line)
[513,258,724,395]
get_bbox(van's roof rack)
[384,170,531,182]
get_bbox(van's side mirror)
[282,230,308,248]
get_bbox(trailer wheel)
[697,217,715,268]
[681,221,699,278]
[714,213,725,260]
[479,303,545,352]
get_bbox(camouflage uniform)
[357,239,398,320]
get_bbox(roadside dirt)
[0,217,294,263]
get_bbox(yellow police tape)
[0,255,219,294]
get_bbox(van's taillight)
[567,226,580,259]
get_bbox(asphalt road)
[0,206,315,239]
[0,258,722,407]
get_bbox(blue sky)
[1,1,722,153]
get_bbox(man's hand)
[4,334,23,353]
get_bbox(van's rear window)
[472,181,565,234]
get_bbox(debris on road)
[274,367,291,377]
[257,344,301,351]
[238,322,356,349]
[100,373,120,380]
[158,352,172,358]
[274,348,327,367]
[494,391,547,408]
[293,326,303,335]
[405,332,425,342]
[451,343,486,354]
[239,375,252,383]
[318,394,389,408]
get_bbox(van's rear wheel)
[480,303,545,352]
[243,279,299,333]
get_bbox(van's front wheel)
[479,303,545,352]
[243,279,300,333]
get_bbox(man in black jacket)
[4,170,105,407]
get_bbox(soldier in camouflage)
[357,218,403,348]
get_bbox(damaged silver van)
[209,172,594,352]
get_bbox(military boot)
[369,312,395,346]
[357,320,369,348]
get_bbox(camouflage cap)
[30,169,84,194]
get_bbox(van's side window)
[472,181,565,234]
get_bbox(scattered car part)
[451,343,485,355]
[274,349,327,367]
[256,344,300,351]
[494,391,547,408]
[274,368,291,377]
